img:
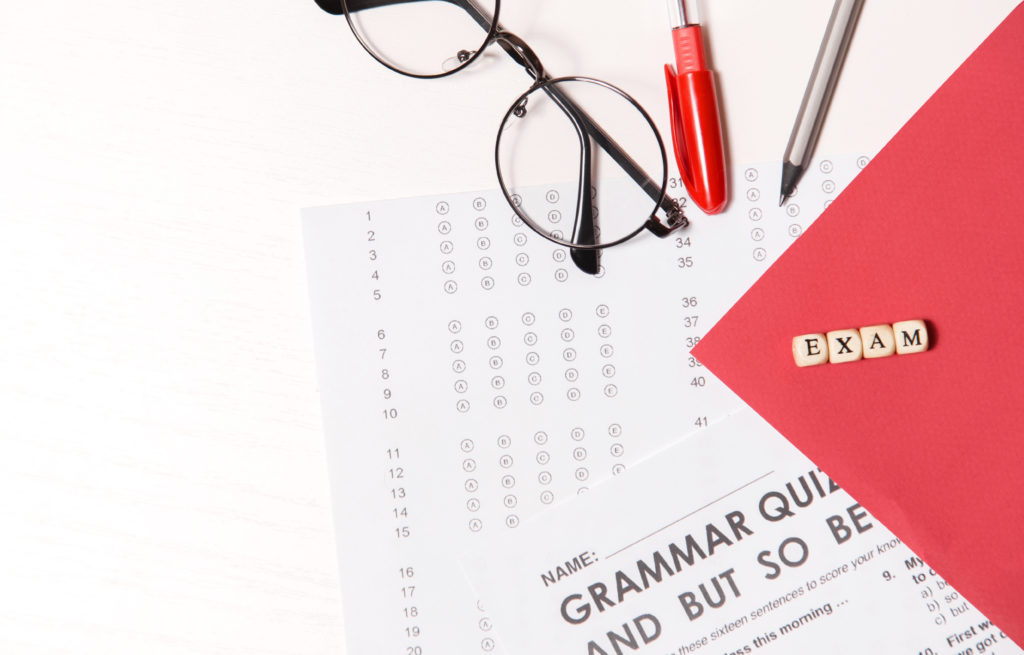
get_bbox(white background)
[0,1,1017,652]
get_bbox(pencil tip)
[779,194,786,207]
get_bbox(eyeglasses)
[315,0,689,275]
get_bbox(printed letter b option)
[792,320,928,367]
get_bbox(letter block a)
[792,333,828,367]
[860,324,896,359]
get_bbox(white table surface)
[1,1,1017,652]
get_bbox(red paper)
[693,4,1024,644]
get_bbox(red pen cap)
[665,25,728,214]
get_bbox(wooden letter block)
[793,333,828,367]
[893,319,929,354]
[827,329,863,364]
[860,324,896,359]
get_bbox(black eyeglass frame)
[323,0,689,263]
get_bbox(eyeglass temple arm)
[552,89,601,274]
[544,83,681,223]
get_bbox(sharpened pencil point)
[779,194,786,207]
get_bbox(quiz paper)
[303,157,864,655]
[461,409,1021,655]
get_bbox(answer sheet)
[461,410,1021,655]
[303,157,864,654]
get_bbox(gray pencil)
[780,0,864,206]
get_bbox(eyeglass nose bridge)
[492,31,546,82]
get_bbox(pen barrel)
[665,66,728,214]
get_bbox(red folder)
[693,4,1024,644]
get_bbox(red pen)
[664,0,728,214]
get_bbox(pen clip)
[664,63,728,214]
